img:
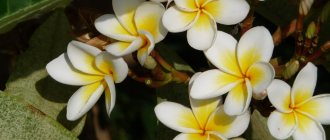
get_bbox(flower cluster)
[45,0,330,139]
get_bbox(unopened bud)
[282,60,300,80]
[144,56,157,70]
[305,22,316,39]
[299,0,314,16]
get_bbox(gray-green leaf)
[4,9,85,136]
[0,92,77,140]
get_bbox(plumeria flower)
[190,26,275,116]
[94,0,167,66]
[267,62,330,140]
[162,0,250,50]
[46,41,128,121]
[154,96,250,140]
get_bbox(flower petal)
[296,94,330,124]
[66,81,105,121]
[137,30,155,65]
[292,62,317,105]
[207,132,228,140]
[206,106,250,138]
[204,0,249,25]
[105,39,143,57]
[95,52,128,83]
[46,54,103,86]
[67,41,103,75]
[267,79,292,113]
[104,76,116,116]
[246,62,275,95]
[224,79,252,115]
[187,12,217,50]
[134,2,167,43]
[237,26,274,73]
[174,0,198,11]
[190,97,221,128]
[173,133,208,140]
[267,111,297,139]
[188,72,202,91]
[94,14,136,42]
[204,31,241,77]
[155,102,202,133]
[190,69,243,99]
[112,0,143,35]
[293,113,325,140]
[162,7,199,33]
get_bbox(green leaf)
[4,9,85,136]
[0,93,77,139]
[0,0,71,33]
[255,0,298,26]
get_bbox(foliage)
[0,91,77,139]
[4,9,85,137]
[0,0,71,33]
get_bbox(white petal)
[112,0,144,35]
[237,26,274,73]
[162,7,199,32]
[95,52,128,83]
[267,111,297,139]
[292,62,317,105]
[204,0,250,25]
[155,102,202,133]
[224,79,252,115]
[293,113,325,140]
[137,30,155,65]
[190,69,243,99]
[94,14,136,42]
[246,62,275,96]
[296,94,330,124]
[174,0,198,11]
[188,72,202,91]
[105,39,143,57]
[204,31,241,77]
[207,132,228,140]
[67,41,102,75]
[134,2,167,43]
[46,54,103,86]
[104,76,116,116]
[206,106,250,138]
[190,97,221,128]
[267,79,292,113]
[66,81,105,121]
[187,12,217,50]
[173,133,208,140]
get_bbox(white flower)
[162,0,250,50]
[46,41,128,121]
[190,26,275,115]
[267,62,330,140]
[94,0,168,65]
[154,97,250,140]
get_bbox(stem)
[150,51,173,72]
[127,70,172,88]
[150,50,190,84]
[307,41,330,62]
